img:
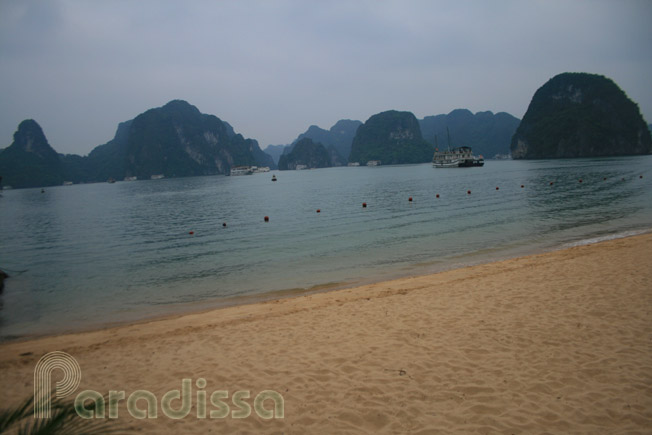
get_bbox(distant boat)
[63,181,73,186]
[271,175,277,182]
[254,166,271,173]
[230,166,254,176]
[107,178,116,184]
[432,129,484,168]
[367,160,381,166]
[295,164,308,170]
[124,176,137,181]
[150,174,165,180]
[347,162,360,167]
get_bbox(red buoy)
[520,185,524,188]
[603,177,607,181]
[408,197,413,202]
[640,175,643,179]
[316,209,321,213]
[362,202,367,208]
[467,190,471,195]
[264,216,269,222]
[495,187,499,190]
[222,223,227,227]
[579,179,583,183]
[436,194,440,198]
[550,182,554,186]
[189,231,194,235]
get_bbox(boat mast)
[446,127,451,151]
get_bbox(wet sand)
[1,233,651,433]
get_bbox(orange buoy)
[264,216,269,222]
[189,231,194,235]
[408,197,413,202]
[362,202,367,208]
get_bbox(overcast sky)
[1,0,651,155]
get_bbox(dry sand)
[1,233,651,434]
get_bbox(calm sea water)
[1,157,651,339]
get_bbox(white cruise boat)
[230,166,254,176]
[432,146,484,168]
[432,129,484,168]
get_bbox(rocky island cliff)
[348,110,432,165]
[0,120,65,188]
[511,72,652,159]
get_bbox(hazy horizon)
[1,0,651,155]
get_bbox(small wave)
[562,229,651,248]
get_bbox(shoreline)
[2,227,649,343]
[0,232,651,433]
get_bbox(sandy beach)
[1,233,651,433]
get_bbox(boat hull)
[433,158,484,168]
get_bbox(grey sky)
[1,0,651,155]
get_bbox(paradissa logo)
[34,351,284,420]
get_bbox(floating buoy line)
[185,174,646,234]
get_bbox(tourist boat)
[367,160,381,166]
[432,129,484,168]
[230,166,254,176]
[150,174,165,180]
[432,146,484,168]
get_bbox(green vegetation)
[348,110,433,165]
[0,393,122,434]
[511,72,652,158]
[278,138,332,170]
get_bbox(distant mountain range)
[10,75,648,189]
[0,100,274,188]
[0,104,523,188]
[267,119,362,167]
[420,109,521,158]
[265,110,521,166]
[278,138,332,170]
